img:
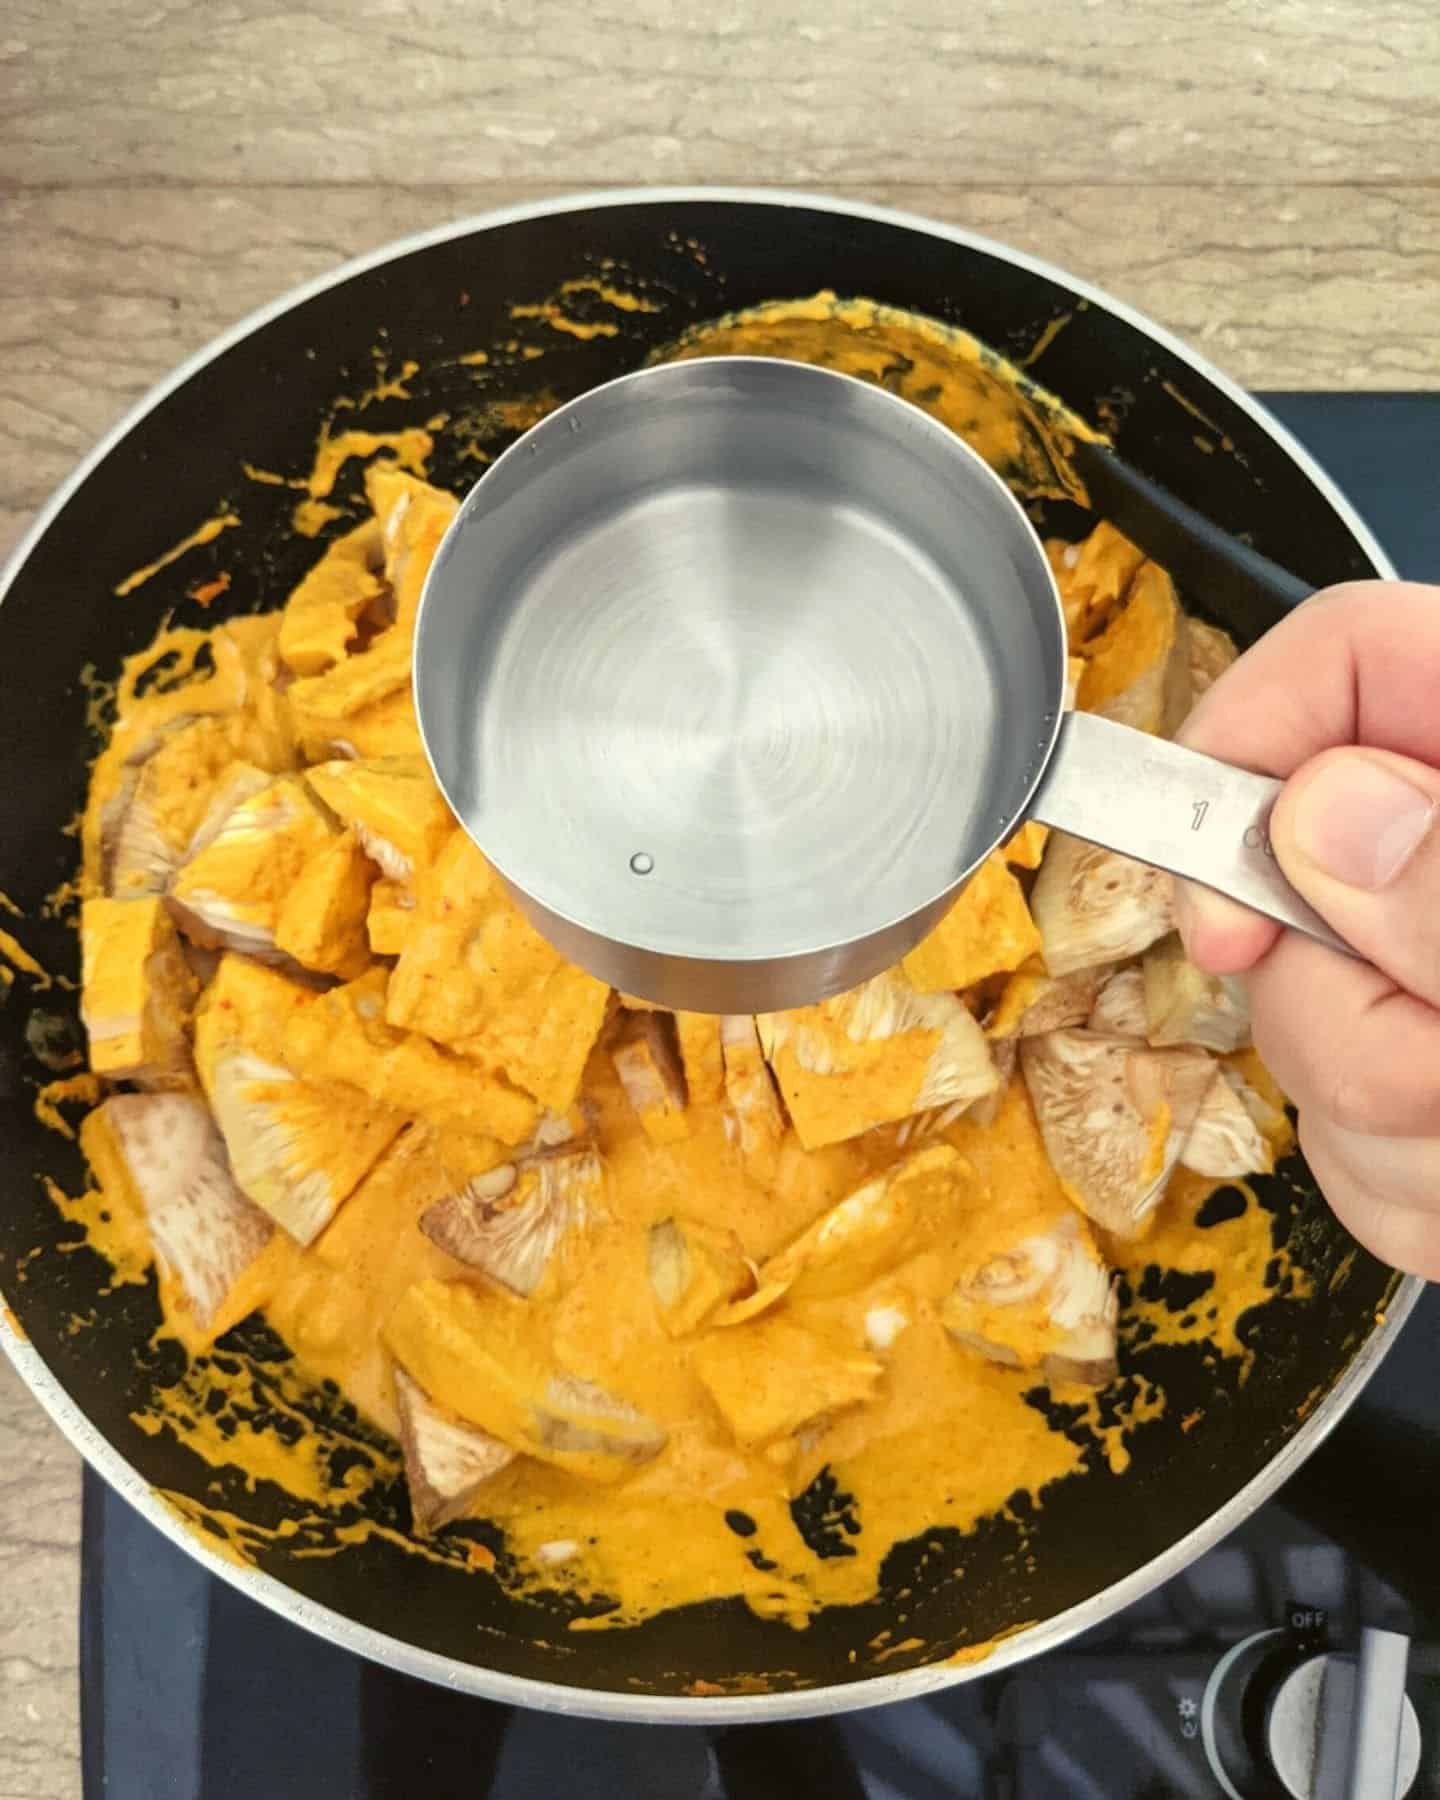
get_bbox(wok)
[0,188,1422,1722]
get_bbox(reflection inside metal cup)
[413,356,1068,1013]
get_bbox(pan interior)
[0,195,1407,1714]
[416,359,1064,964]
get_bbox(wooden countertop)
[2,0,1437,1790]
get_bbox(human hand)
[1175,581,1440,1280]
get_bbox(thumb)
[1271,746,1440,1004]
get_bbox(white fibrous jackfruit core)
[1030,835,1175,977]
[1022,1029,1217,1236]
[420,1145,602,1296]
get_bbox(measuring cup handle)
[1027,710,1356,959]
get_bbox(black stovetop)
[79,393,1440,1800]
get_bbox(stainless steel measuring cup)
[413,356,1347,1013]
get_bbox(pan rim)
[0,183,1421,1725]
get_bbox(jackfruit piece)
[647,1217,754,1335]
[719,1015,788,1181]
[304,1118,501,1268]
[367,878,416,956]
[901,855,1042,994]
[1185,617,1239,702]
[94,726,191,898]
[281,967,538,1144]
[1077,561,1192,737]
[692,1315,882,1452]
[987,965,1107,1040]
[285,623,412,724]
[100,716,289,899]
[191,951,303,1058]
[1030,834,1175,976]
[419,1141,601,1296]
[201,1047,404,1246]
[1001,821,1049,872]
[758,969,997,1151]
[83,1093,271,1333]
[305,757,454,886]
[417,1124,514,1193]
[1052,522,1147,650]
[83,621,296,891]
[1088,965,1149,1039]
[384,1278,666,1484]
[610,1011,689,1144]
[194,958,404,1244]
[216,613,300,760]
[168,776,335,958]
[179,762,276,862]
[1179,1066,1274,1178]
[751,1144,969,1311]
[1021,1028,1218,1237]
[675,1011,725,1107]
[942,1209,1117,1387]
[272,828,374,980]
[386,834,609,1114]
[278,1125,500,1422]
[291,687,424,765]
[365,465,459,630]
[1142,933,1252,1053]
[277,519,387,677]
[392,1364,515,1534]
[1224,1052,1291,1153]
[963,1035,1019,1127]
[518,1106,596,1156]
[81,897,198,1085]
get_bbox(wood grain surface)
[0,1359,81,1800]
[2,2,1438,1793]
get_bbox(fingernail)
[1290,758,1436,890]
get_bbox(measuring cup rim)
[412,353,1072,974]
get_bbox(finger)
[1297,1110,1440,1282]
[1179,581,1440,775]
[1173,581,1440,976]
[1173,879,1280,976]
[1244,931,1440,1138]
[1269,746,1440,1007]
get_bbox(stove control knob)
[1202,1627,1421,1800]
[1266,1629,1421,1800]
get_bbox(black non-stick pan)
[0,190,1419,1722]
